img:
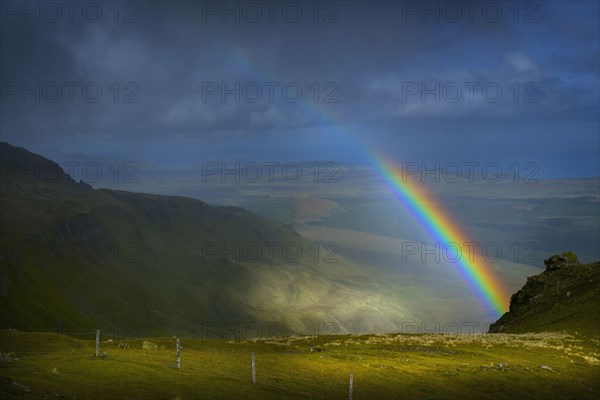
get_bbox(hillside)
[489,252,600,336]
[0,142,409,335]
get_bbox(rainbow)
[370,156,509,317]
[222,49,510,318]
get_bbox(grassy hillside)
[0,142,412,335]
[490,252,600,336]
[0,329,598,399]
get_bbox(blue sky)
[1,1,598,178]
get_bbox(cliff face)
[489,252,600,336]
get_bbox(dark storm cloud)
[0,1,598,175]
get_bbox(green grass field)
[1,330,598,399]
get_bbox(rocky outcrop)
[489,252,599,335]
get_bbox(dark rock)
[544,251,579,271]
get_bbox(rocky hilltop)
[489,252,600,336]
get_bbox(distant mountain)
[489,252,600,336]
[0,142,410,336]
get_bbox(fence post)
[95,329,100,358]
[175,338,181,369]
[251,352,256,384]
[349,373,353,400]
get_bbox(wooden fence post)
[175,338,181,369]
[95,329,100,358]
[349,373,353,400]
[251,352,256,384]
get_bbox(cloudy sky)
[1,1,598,177]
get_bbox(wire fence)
[0,324,147,350]
[0,325,321,352]
[0,327,356,398]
